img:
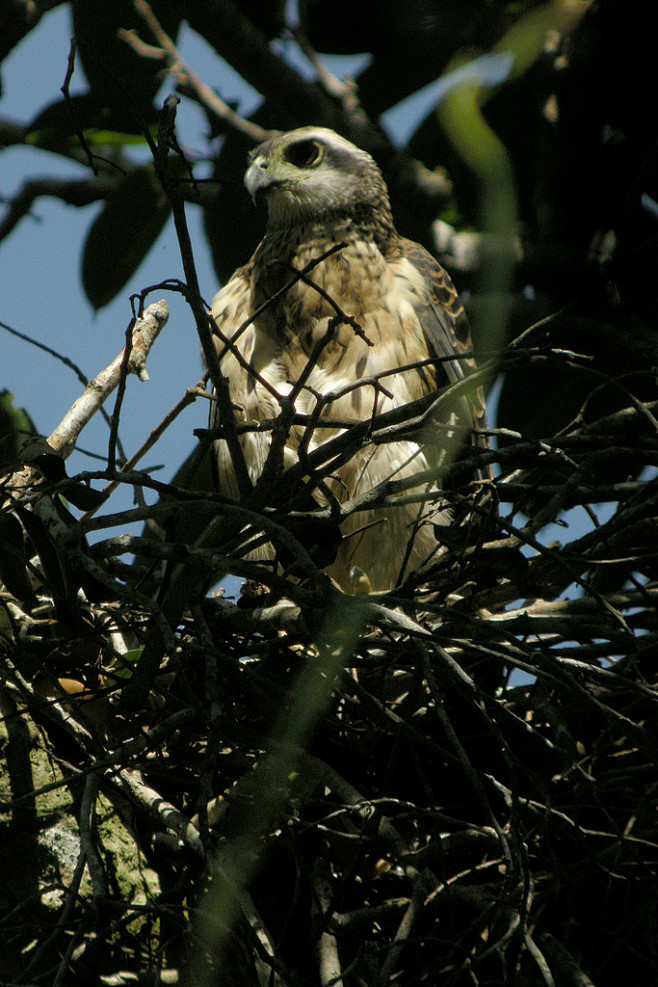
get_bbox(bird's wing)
[394,238,488,441]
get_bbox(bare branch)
[183,0,385,151]
[47,299,168,458]
[128,0,277,143]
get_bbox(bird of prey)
[209,127,486,591]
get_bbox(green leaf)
[0,512,37,607]
[25,92,151,153]
[26,127,149,151]
[82,164,172,309]
[13,503,80,619]
[107,647,143,681]
[0,390,38,470]
[20,437,67,480]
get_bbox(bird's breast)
[252,233,391,344]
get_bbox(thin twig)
[60,38,98,174]
[130,0,277,143]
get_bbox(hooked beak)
[244,157,277,204]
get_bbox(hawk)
[209,127,486,591]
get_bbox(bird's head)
[244,127,392,229]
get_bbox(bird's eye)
[284,139,323,169]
